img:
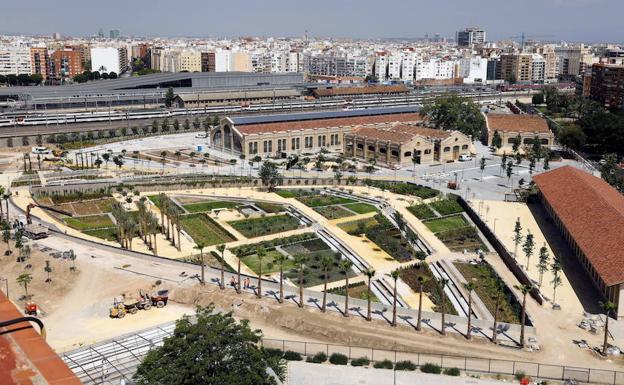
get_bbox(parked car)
[458,154,473,162]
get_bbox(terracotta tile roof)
[533,166,624,286]
[486,114,550,133]
[313,85,409,97]
[352,126,415,143]
[390,125,451,139]
[0,292,81,385]
[237,113,422,135]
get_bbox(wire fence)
[261,338,624,385]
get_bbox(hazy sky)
[1,0,621,43]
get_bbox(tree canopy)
[420,94,486,139]
[259,161,282,191]
[134,306,276,385]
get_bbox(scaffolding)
[60,321,176,385]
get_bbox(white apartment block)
[388,53,402,81]
[0,46,32,75]
[531,54,546,83]
[287,51,302,72]
[416,59,456,80]
[90,47,126,74]
[459,57,487,83]
[374,52,388,81]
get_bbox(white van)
[458,154,473,162]
[31,146,51,155]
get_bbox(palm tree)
[463,282,476,339]
[514,284,532,347]
[320,255,334,313]
[216,244,226,290]
[390,269,401,326]
[256,246,266,298]
[364,268,376,321]
[273,253,288,302]
[236,248,245,294]
[44,260,52,283]
[340,259,354,317]
[16,273,32,299]
[491,289,503,344]
[416,275,428,331]
[195,242,206,285]
[294,255,308,308]
[601,301,616,356]
[439,278,449,335]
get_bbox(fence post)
[304,342,307,356]
[282,340,285,352]
[488,359,491,373]
[613,370,616,385]
[512,361,515,375]
[537,363,540,378]
[441,354,444,368]
[326,343,329,356]
[349,346,351,360]
[464,357,467,371]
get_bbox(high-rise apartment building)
[0,47,32,76]
[304,55,369,78]
[531,54,546,83]
[555,44,594,77]
[457,27,486,47]
[90,47,127,74]
[589,63,624,110]
[179,50,202,72]
[49,48,82,79]
[201,52,216,72]
[30,47,49,80]
[374,52,388,81]
[534,45,558,82]
[499,53,533,83]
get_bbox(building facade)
[0,46,32,76]
[589,63,624,111]
[484,113,554,151]
[49,48,82,79]
[457,27,486,47]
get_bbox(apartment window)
[277,139,286,152]
[248,142,258,154]
[317,135,326,147]
[263,140,273,153]
[291,137,301,150]
[305,136,313,148]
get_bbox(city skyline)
[1,0,622,43]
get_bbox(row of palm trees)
[156,193,182,251]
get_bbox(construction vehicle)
[150,290,169,308]
[26,203,73,225]
[24,302,38,316]
[109,299,127,318]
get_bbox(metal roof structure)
[61,321,176,385]
[230,106,422,126]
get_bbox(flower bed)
[228,214,301,238]
[399,265,458,315]
[180,213,236,246]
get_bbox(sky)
[1,0,622,43]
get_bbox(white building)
[531,54,546,83]
[90,47,126,74]
[0,46,32,76]
[374,52,388,81]
[416,58,456,80]
[459,57,487,83]
[388,53,402,81]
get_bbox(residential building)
[304,55,369,78]
[0,46,32,76]
[90,47,127,74]
[531,54,546,83]
[459,57,487,83]
[374,52,388,81]
[499,53,533,83]
[109,29,120,39]
[534,45,558,82]
[533,166,624,318]
[30,47,49,80]
[179,50,202,72]
[201,52,216,72]
[49,48,82,79]
[457,27,486,47]
[589,63,624,110]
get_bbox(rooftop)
[351,124,449,143]
[486,113,550,133]
[312,85,409,97]
[533,166,624,286]
[0,292,81,385]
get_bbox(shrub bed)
[229,214,301,238]
[420,363,442,374]
[407,204,437,220]
[394,360,417,371]
[329,353,349,365]
[430,198,464,216]
[306,352,328,364]
[373,359,394,369]
[351,357,370,367]
[364,180,439,199]
[283,351,303,361]
[443,367,461,376]
[399,265,458,315]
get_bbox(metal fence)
[261,338,624,385]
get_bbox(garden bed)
[424,215,469,233]
[83,227,118,241]
[399,265,458,315]
[228,214,301,238]
[328,281,379,302]
[337,217,381,235]
[429,198,464,216]
[314,205,354,220]
[343,202,377,214]
[363,214,416,262]
[454,262,523,324]
[182,200,240,213]
[241,249,295,275]
[254,202,285,214]
[63,214,114,230]
[180,213,236,246]
[364,180,439,199]
[407,204,436,220]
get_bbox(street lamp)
[493,218,498,235]
[0,277,8,298]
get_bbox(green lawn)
[430,199,464,216]
[254,202,285,214]
[183,200,240,213]
[314,205,354,220]
[64,214,114,230]
[328,281,380,302]
[297,195,356,208]
[180,214,236,246]
[83,227,118,241]
[407,204,437,220]
[228,214,301,238]
[424,215,469,233]
[241,250,297,275]
[343,202,378,214]
[337,217,380,235]
[275,190,297,198]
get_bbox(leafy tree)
[512,134,522,153]
[551,255,563,304]
[536,243,550,287]
[599,154,624,192]
[258,161,282,191]
[30,73,43,85]
[420,94,486,139]
[164,87,175,108]
[16,273,32,298]
[514,284,532,347]
[133,306,276,385]
[522,231,535,270]
[512,218,523,259]
[463,282,476,339]
[479,157,486,180]
[601,301,617,356]
[557,124,586,149]
[532,94,544,105]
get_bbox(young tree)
[536,243,550,287]
[273,253,288,302]
[506,161,514,186]
[195,242,206,285]
[364,268,376,321]
[16,273,32,299]
[491,290,503,344]
[522,231,535,270]
[294,255,308,308]
[44,260,52,283]
[164,87,175,108]
[514,284,533,347]
[133,306,275,385]
[512,134,522,153]
[551,256,563,304]
[463,282,476,339]
[543,156,550,170]
[340,259,354,317]
[416,275,428,331]
[256,246,266,298]
[390,269,400,327]
[512,218,523,259]
[479,157,486,180]
[216,244,226,290]
[439,278,449,335]
[320,255,334,313]
[601,301,617,356]
[528,155,536,174]
[500,153,507,175]
[491,130,502,149]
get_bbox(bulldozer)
[109,299,128,319]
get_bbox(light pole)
[0,276,8,298]
[493,218,498,235]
